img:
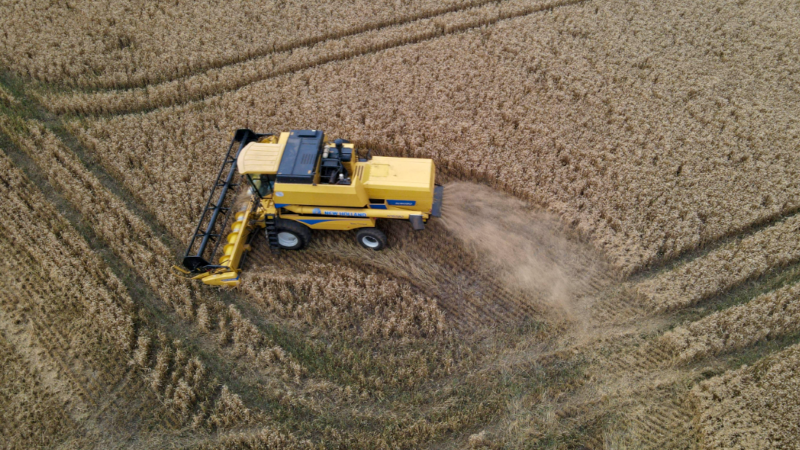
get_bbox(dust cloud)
[439,182,609,322]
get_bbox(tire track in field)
[0,122,287,420]
[0,304,95,431]
[554,216,800,447]
[629,206,800,284]
[632,208,800,315]
[527,313,699,448]
[45,0,590,116]
[65,0,569,93]
[0,253,176,439]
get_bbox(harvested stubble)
[637,213,800,311]
[190,426,313,450]
[693,343,800,449]
[242,234,491,394]
[246,213,543,331]
[0,118,305,386]
[131,332,260,429]
[0,146,254,431]
[661,281,800,363]
[240,213,573,397]
[241,262,445,339]
[0,84,18,106]
[0,148,134,353]
[44,0,579,115]
[1,0,486,89]
[440,182,610,320]
[0,333,76,450]
[241,257,459,391]
[75,0,800,275]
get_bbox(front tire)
[274,219,311,250]
[356,227,387,251]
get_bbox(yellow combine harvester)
[175,129,443,287]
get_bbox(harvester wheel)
[356,228,387,250]
[274,219,311,250]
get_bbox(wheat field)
[2,0,800,448]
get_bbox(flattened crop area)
[2,0,800,447]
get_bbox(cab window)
[247,174,275,197]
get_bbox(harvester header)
[174,129,443,287]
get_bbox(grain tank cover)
[362,156,436,213]
[276,130,324,184]
[237,142,284,175]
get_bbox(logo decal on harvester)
[275,192,284,197]
[387,200,416,206]
[312,208,321,214]
[323,211,368,217]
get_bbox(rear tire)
[274,219,311,250]
[356,227,387,251]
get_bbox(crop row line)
[661,280,800,363]
[52,0,537,92]
[43,0,589,116]
[0,118,280,429]
[636,212,800,312]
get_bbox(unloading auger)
[173,129,443,287]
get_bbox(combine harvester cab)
[174,129,443,287]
